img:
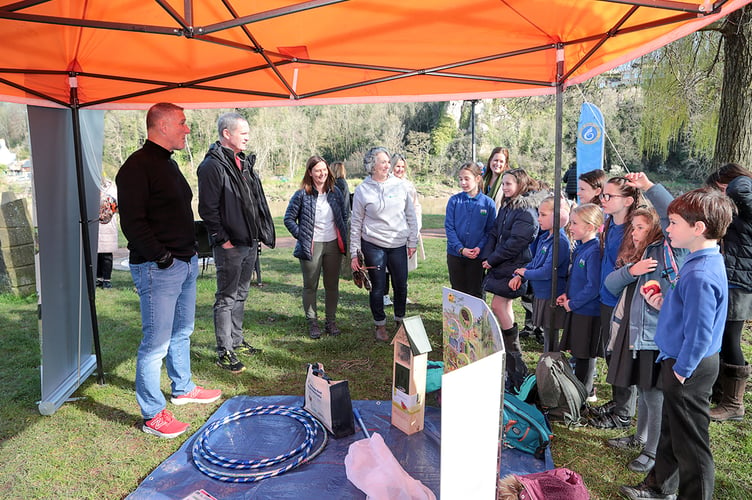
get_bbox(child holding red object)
[589,176,645,429]
[620,187,734,500]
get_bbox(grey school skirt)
[532,297,567,330]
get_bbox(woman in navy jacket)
[284,156,349,339]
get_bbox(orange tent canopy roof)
[0,0,749,109]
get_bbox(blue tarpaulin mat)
[128,395,553,499]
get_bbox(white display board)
[440,287,505,499]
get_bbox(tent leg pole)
[550,45,565,307]
[70,94,106,386]
[470,99,477,163]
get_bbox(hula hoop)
[191,405,328,483]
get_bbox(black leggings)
[97,252,113,280]
[720,320,746,366]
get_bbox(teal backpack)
[502,391,552,459]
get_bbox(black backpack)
[535,352,587,426]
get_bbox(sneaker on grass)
[234,340,262,356]
[171,386,222,405]
[216,350,246,374]
[143,409,189,439]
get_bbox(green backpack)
[535,352,588,426]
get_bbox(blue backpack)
[502,392,552,459]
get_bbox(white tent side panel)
[29,107,103,415]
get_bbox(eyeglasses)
[599,193,627,202]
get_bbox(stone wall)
[0,194,36,295]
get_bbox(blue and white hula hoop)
[191,405,328,483]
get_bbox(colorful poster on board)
[576,102,605,191]
[442,287,503,372]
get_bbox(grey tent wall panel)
[28,106,104,415]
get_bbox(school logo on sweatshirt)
[578,258,586,268]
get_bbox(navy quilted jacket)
[284,188,349,261]
[724,175,752,292]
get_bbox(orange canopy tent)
[0,0,749,109]
[3,0,748,414]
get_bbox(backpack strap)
[662,239,680,289]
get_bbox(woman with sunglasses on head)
[589,176,645,429]
[382,153,423,306]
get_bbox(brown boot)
[308,319,321,339]
[710,362,750,422]
[325,320,341,336]
[374,324,389,342]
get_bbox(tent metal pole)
[69,80,105,385]
[470,99,478,163]
[550,45,564,310]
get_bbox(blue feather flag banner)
[576,102,605,194]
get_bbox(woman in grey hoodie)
[350,147,419,341]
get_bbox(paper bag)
[304,362,355,438]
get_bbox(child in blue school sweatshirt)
[557,203,603,399]
[445,162,496,298]
[620,187,735,500]
[511,195,570,353]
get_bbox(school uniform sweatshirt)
[444,190,496,257]
[655,246,727,378]
[566,238,601,316]
[524,228,570,300]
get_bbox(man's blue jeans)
[361,240,408,325]
[130,256,198,420]
[213,243,256,353]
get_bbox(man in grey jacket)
[197,112,275,373]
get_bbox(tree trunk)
[715,5,752,167]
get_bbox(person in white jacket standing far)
[350,147,419,341]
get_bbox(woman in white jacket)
[97,179,118,289]
[350,147,419,341]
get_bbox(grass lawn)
[1,213,750,499]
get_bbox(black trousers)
[97,252,113,280]
[646,355,718,500]
[446,253,485,299]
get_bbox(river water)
[267,196,450,218]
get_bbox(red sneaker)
[143,409,189,438]
[170,386,222,405]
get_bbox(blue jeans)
[213,243,256,353]
[361,240,408,325]
[130,256,198,420]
